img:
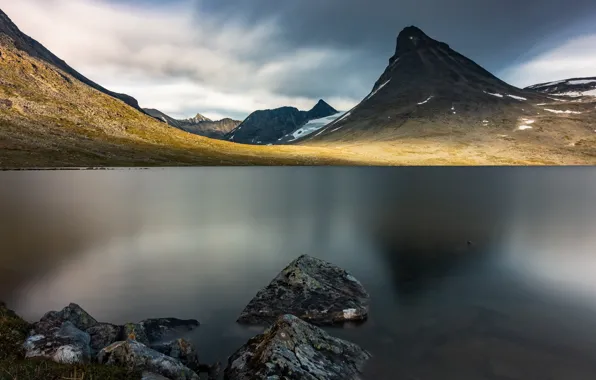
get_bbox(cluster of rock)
[17,255,372,380]
[22,303,216,380]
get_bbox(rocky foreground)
[0,255,371,379]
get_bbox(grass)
[0,303,141,380]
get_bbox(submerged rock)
[238,255,370,325]
[151,338,200,371]
[24,321,91,364]
[33,303,98,335]
[123,318,200,347]
[224,314,371,380]
[98,339,199,380]
[87,322,122,353]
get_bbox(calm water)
[2,168,596,379]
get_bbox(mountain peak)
[390,26,449,64]
[307,99,338,119]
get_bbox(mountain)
[0,10,147,113]
[226,100,338,145]
[0,9,363,167]
[143,108,240,138]
[525,77,596,97]
[296,26,549,143]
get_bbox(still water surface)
[1,168,596,379]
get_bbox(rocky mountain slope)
[0,10,146,113]
[0,9,370,167]
[297,26,547,143]
[143,109,240,139]
[525,77,596,97]
[225,99,338,145]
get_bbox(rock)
[151,338,200,371]
[224,314,371,380]
[237,255,370,325]
[142,372,172,380]
[24,321,91,364]
[123,322,150,346]
[0,98,12,109]
[141,318,200,344]
[33,303,98,335]
[87,322,122,353]
[124,318,200,346]
[98,339,199,380]
[199,362,221,380]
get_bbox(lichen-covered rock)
[123,318,200,346]
[151,338,200,371]
[33,303,98,335]
[123,323,151,346]
[24,321,91,364]
[224,314,371,380]
[238,255,369,325]
[87,322,123,353]
[97,339,199,380]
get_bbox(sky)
[2,0,596,120]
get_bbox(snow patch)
[417,95,433,105]
[507,94,527,101]
[530,80,566,88]
[482,120,489,123]
[567,79,596,85]
[329,126,342,133]
[518,125,533,130]
[285,112,346,141]
[484,91,503,98]
[343,308,358,319]
[521,119,535,124]
[543,109,582,114]
[365,79,391,101]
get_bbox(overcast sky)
[2,0,596,120]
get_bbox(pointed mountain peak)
[390,26,449,63]
[307,99,338,119]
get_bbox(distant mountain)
[0,10,146,113]
[226,100,338,145]
[143,109,240,138]
[525,77,596,97]
[297,26,548,143]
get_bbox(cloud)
[499,34,596,87]
[2,0,596,119]
[1,0,362,119]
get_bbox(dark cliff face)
[226,101,337,145]
[0,10,144,113]
[299,26,548,143]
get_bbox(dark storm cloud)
[199,0,596,95]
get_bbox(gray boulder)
[238,255,370,325]
[33,303,98,335]
[142,371,171,380]
[224,314,371,380]
[151,338,200,371]
[23,321,91,364]
[87,322,122,353]
[97,339,199,380]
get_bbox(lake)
[1,168,596,379]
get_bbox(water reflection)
[0,168,596,379]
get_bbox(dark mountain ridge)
[525,77,596,97]
[226,99,338,145]
[143,108,240,139]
